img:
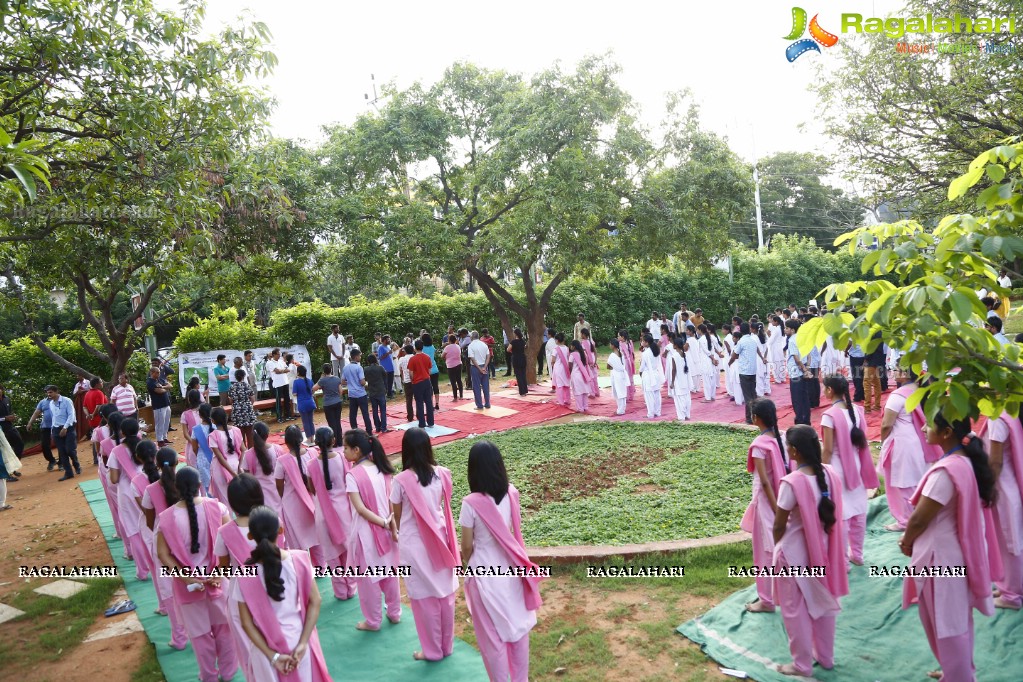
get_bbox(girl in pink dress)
[156,467,238,682]
[209,407,243,508]
[342,428,401,631]
[307,427,357,600]
[274,426,319,553]
[130,441,161,604]
[551,333,571,407]
[107,417,147,578]
[742,399,788,614]
[98,408,125,542]
[243,422,284,519]
[391,427,460,662]
[568,341,592,413]
[617,330,636,402]
[900,413,997,682]
[238,507,332,682]
[878,370,939,531]
[820,375,878,565]
[579,328,600,398]
[141,446,188,649]
[773,425,848,677]
[180,389,203,468]
[459,441,545,682]
[978,410,1023,611]
[215,473,265,682]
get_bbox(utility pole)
[751,125,765,251]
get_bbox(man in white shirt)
[646,312,662,340]
[344,335,360,364]
[573,313,591,342]
[265,348,294,423]
[327,325,346,376]
[466,331,492,409]
[544,328,558,389]
[672,303,688,334]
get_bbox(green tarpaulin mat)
[80,479,488,681]
[678,497,1023,681]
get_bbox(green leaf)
[948,383,970,419]
[9,163,37,201]
[948,165,984,200]
[949,290,974,323]
[986,164,1005,182]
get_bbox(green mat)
[678,497,1023,681]
[80,479,488,681]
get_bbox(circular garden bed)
[433,421,755,546]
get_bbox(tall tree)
[814,0,1022,220]
[748,152,864,250]
[319,58,752,382]
[0,0,308,383]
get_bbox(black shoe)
[58,474,75,481]
[167,426,177,431]
[47,462,56,472]
[74,466,82,475]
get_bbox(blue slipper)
[105,599,136,617]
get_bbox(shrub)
[173,307,275,354]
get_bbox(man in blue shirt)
[27,395,57,471]
[728,322,761,424]
[377,334,396,399]
[46,384,80,480]
[341,349,372,431]
[784,320,812,425]
[213,354,231,405]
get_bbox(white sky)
[184,0,904,167]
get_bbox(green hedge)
[173,307,276,354]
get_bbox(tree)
[797,141,1023,422]
[0,0,308,385]
[319,57,752,383]
[748,152,864,250]
[813,0,1023,220]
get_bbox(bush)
[173,307,275,354]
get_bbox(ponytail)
[824,376,866,449]
[121,418,142,462]
[107,412,124,445]
[138,440,159,484]
[251,422,274,476]
[175,467,202,554]
[314,427,336,491]
[785,425,837,533]
[245,506,285,601]
[284,425,308,485]
[934,413,997,507]
[698,324,712,351]
[211,407,236,455]
[342,428,394,474]
[751,398,786,468]
[156,447,179,506]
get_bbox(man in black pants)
[45,385,80,481]
[728,322,760,424]
[27,395,57,471]
[407,340,435,428]
[846,342,865,402]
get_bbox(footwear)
[74,466,82,475]
[47,462,56,471]
[167,426,177,431]
[0,504,12,511]
[57,474,75,481]
[5,477,17,483]
[105,599,137,617]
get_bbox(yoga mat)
[678,497,1023,681]
[393,422,459,437]
[79,479,488,681]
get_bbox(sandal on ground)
[0,504,12,511]
[105,599,137,617]
[355,621,379,631]
[745,599,775,613]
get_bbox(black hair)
[234,369,246,382]
[422,333,433,346]
[755,323,767,345]
[514,327,524,340]
[401,427,437,487]
[698,324,712,351]
[980,296,996,309]
[284,425,308,485]
[672,336,690,374]
[186,389,202,410]
[137,439,160,483]
[227,473,265,517]
[581,327,592,339]
[342,428,394,474]
[467,440,510,505]
[107,411,124,444]
[569,339,586,367]
[245,506,285,601]
[251,421,275,476]
[188,376,201,389]
[414,339,424,351]
[751,399,786,467]
[643,333,660,357]
[350,348,362,359]
[211,407,237,455]
[156,447,179,506]
[739,322,751,336]
[90,376,101,388]
[366,353,379,365]
[823,375,867,449]
[322,362,332,376]
[175,467,203,554]
[198,402,213,425]
[617,329,631,342]
[784,425,837,533]
[933,412,997,507]
[121,418,142,462]
[314,427,336,490]
[987,316,1003,332]
[555,332,566,343]
[297,364,312,396]
[610,339,621,352]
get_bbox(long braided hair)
[138,440,160,483]
[245,506,285,601]
[933,412,997,507]
[284,425,309,488]
[314,426,336,490]
[210,407,236,455]
[175,467,203,554]
[751,398,786,468]
[785,425,837,533]
[672,336,689,374]
[823,375,867,449]
[250,421,274,475]
[156,447,179,506]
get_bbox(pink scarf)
[746,433,787,496]
[584,340,597,368]
[100,436,118,459]
[623,341,636,384]
[462,487,545,611]
[236,551,332,682]
[306,450,350,546]
[571,350,592,384]
[783,467,848,597]
[130,472,148,501]
[244,445,278,477]
[218,521,256,566]
[350,464,393,556]
[978,414,1023,517]
[892,385,943,463]
[279,452,316,517]
[158,500,225,603]
[555,345,570,377]
[144,480,169,516]
[822,404,879,490]
[903,455,998,615]
[111,443,140,484]
[394,468,460,571]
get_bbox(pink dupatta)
[394,468,460,570]
[463,487,545,610]
[236,551,332,682]
[822,404,879,490]
[144,480,169,516]
[623,341,636,385]
[570,349,592,384]
[111,443,140,484]
[553,345,570,382]
[977,414,1023,505]
[746,433,787,496]
[891,384,943,463]
[306,449,350,547]
[903,455,998,615]
[158,499,225,603]
[279,452,316,517]
[218,521,255,566]
[784,466,849,597]
[350,464,393,556]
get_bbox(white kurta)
[607,353,629,400]
[639,347,665,391]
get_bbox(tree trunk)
[522,307,547,386]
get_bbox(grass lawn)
[434,422,755,546]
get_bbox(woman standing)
[108,418,147,577]
[459,441,545,682]
[568,340,593,413]
[442,335,464,402]
[228,369,257,450]
[180,390,203,468]
[421,334,442,411]
[507,328,529,396]
[0,383,24,468]
[617,330,637,402]
[978,409,1023,611]
[551,333,572,408]
[293,365,318,446]
[900,413,997,682]
[274,426,319,554]
[307,427,357,601]
[697,325,719,402]
[209,407,243,509]
[241,422,284,519]
[607,340,629,416]
[580,328,600,398]
[391,428,460,661]
[665,337,693,421]
[639,333,664,419]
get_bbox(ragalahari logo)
[784,7,839,62]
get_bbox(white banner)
[177,345,310,397]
